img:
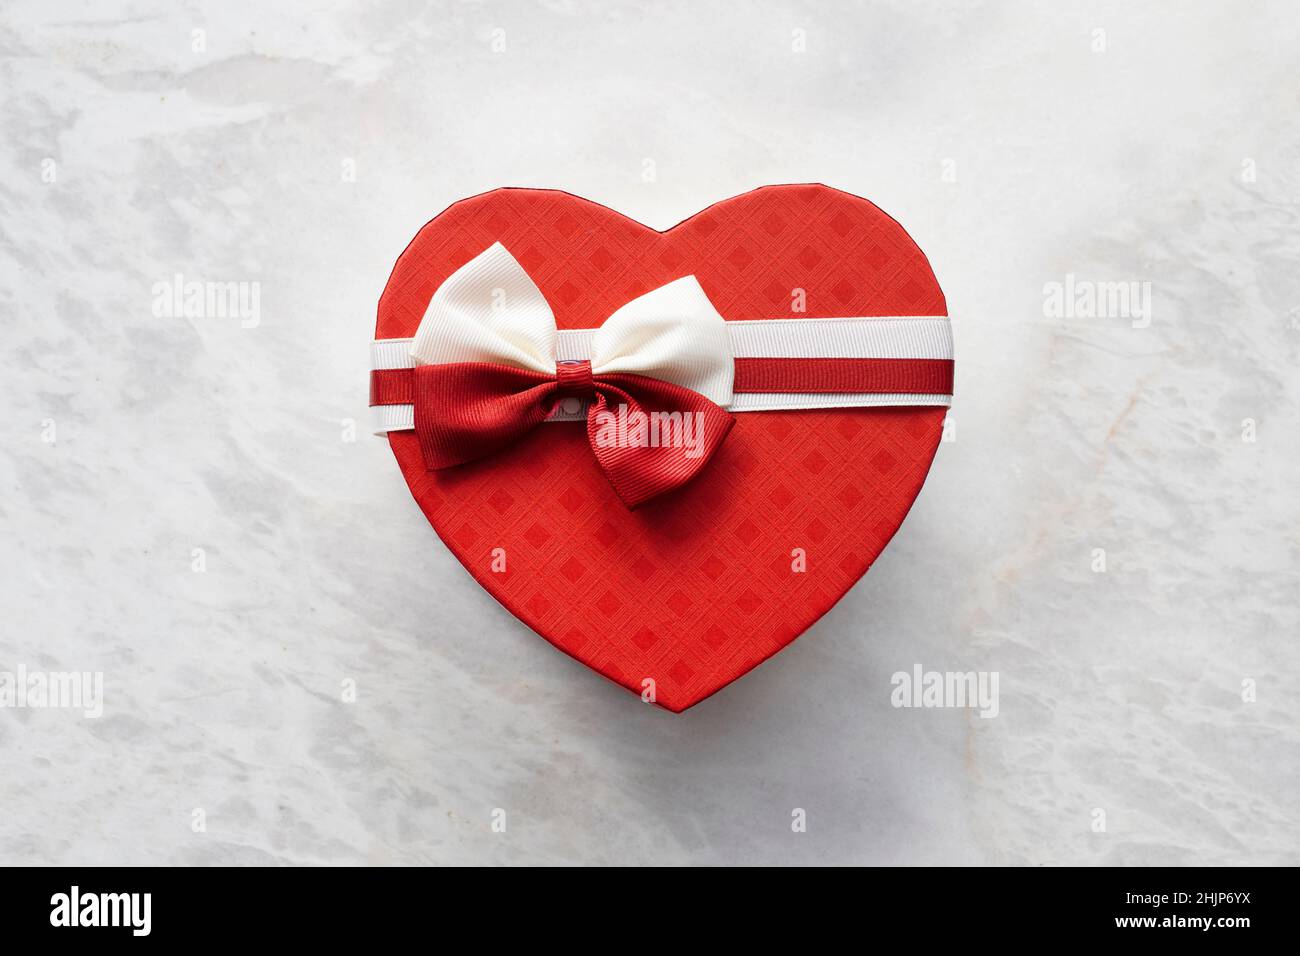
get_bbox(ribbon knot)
[555,360,596,400]
[407,243,736,508]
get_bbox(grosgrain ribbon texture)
[406,242,738,506]
[375,184,949,712]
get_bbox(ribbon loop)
[409,242,556,374]
[591,276,734,406]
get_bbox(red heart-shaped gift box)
[372,184,948,712]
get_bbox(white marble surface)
[1,1,1297,866]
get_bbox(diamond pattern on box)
[375,184,948,712]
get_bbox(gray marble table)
[1,1,1296,865]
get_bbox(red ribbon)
[372,355,952,508]
[410,360,734,508]
[732,357,953,394]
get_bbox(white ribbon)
[373,242,955,434]
[409,242,734,406]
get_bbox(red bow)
[413,360,734,508]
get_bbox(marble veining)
[0,1,1296,865]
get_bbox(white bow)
[409,242,734,406]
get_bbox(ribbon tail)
[413,363,557,470]
[586,374,735,509]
